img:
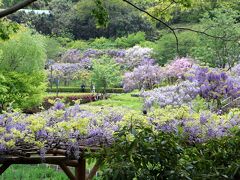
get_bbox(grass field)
[1,161,101,180]
[88,93,143,110]
[0,165,67,180]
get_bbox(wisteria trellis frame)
[0,147,100,180]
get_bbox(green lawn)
[1,161,100,180]
[0,165,67,180]
[88,93,143,110]
[44,92,144,111]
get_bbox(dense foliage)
[0,31,46,73]
[0,72,46,111]
[0,30,47,111]
[1,1,240,179]
[101,121,240,179]
[91,56,121,94]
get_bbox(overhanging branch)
[174,27,239,41]
[122,0,180,54]
[0,0,37,18]
[122,0,239,54]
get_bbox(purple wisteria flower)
[123,63,163,92]
[188,65,240,104]
[142,80,200,108]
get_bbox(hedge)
[47,87,124,93]
[23,94,105,114]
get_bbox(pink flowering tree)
[164,57,194,83]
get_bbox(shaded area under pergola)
[0,147,101,180]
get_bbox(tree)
[0,0,37,18]
[67,0,154,39]
[91,56,121,94]
[191,8,240,68]
[0,30,46,73]
[44,36,63,59]
[123,63,163,92]
[153,31,199,65]
[0,0,238,55]
[0,71,47,111]
[0,30,47,111]
[0,19,19,40]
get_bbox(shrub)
[0,71,47,111]
[116,45,154,70]
[0,31,47,111]
[67,40,89,50]
[89,37,116,49]
[188,66,240,109]
[91,56,121,94]
[115,32,146,48]
[0,30,46,73]
[142,80,200,109]
[164,57,194,82]
[100,119,240,179]
[42,94,104,110]
[183,131,240,179]
[101,124,183,179]
[44,37,63,59]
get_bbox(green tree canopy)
[91,56,121,94]
[191,8,240,68]
[0,30,47,73]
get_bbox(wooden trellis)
[0,147,101,180]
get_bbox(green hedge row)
[23,94,105,114]
[47,87,124,93]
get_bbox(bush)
[89,37,116,49]
[184,132,240,179]
[91,56,121,94]
[115,32,146,48]
[100,122,240,179]
[67,40,90,50]
[0,30,47,111]
[0,30,46,73]
[101,124,184,179]
[0,71,47,111]
[44,37,63,59]
[42,94,104,109]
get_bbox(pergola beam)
[0,163,11,175]
[59,164,76,180]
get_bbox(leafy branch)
[122,0,239,54]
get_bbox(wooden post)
[87,160,101,180]
[0,163,11,175]
[75,158,86,180]
[59,164,75,180]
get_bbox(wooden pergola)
[0,147,101,180]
